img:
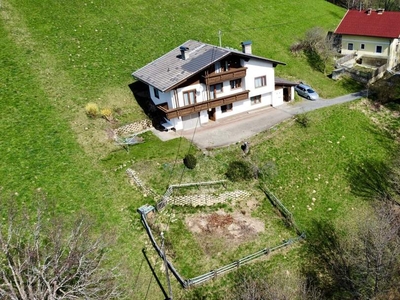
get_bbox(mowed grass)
[0,0,395,298]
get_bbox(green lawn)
[1,0,395,298]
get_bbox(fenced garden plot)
[138,202,304,289]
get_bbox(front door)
[208,108,216,121]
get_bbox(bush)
[226,160,254,182]
[183,154,197,169]
[101,108,113,121]
[85,102,100,118]
[295,113,310,128]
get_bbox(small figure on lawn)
[241,141,250,155]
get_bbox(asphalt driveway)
[152,90,367,149]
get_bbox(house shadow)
[128,81,167,131]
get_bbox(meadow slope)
[1,1,386,298]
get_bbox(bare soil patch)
[185,210,265,256]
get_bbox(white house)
[334,9,400,70]
[132,40,294,131]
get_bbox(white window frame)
[251,95,261,105]
[360,43,365,50]
[183,90,196,106]
[376,45,382,53]
[254,76,266,88]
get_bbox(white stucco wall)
[150,57,281,131]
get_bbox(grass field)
[1,0,397,298]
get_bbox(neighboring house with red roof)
[132,40,295,131]
[334,9,400,70]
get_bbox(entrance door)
[283,87,289,101]
[208,108,216,121]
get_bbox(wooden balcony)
[157,90,250,119]
[204,67,247,85]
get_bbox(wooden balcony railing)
[204,67,247,85]
[157,90,249,119]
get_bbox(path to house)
[152,91,367,150]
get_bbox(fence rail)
[260,184,303,235]
[138,201,305,289]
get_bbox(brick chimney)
[241,41,252,54]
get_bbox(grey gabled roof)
[132,40,285,92]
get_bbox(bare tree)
[291,27,336,74]
[0,195,120,299]
[303,202,400,299]
[231,268,321,300]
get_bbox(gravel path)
[152,90,367,149]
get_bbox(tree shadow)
[128,81,167,131]
[300,219,360,299]
[304,49,324,73]
[347,159,391,202]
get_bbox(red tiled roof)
[334,9,400,38]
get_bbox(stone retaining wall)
[168,190,251,207]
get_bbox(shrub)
[295,113,310,128]
[101,108,113,121]
[183,154,197,169]
[85,102,99,118]
[226,160,254,182]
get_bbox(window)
[153,87,160,99]
[348,43,353,50]
[254,76,266,88]
[215,61,221,73]
[360,43,365,50]
[376,45,382,53]
[221,104,232,113]
[230,79,242,89]
[251,95,261,105]
[209,83,223,99]
[183,90,196,106]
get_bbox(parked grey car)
[295,83,319,100]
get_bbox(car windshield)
[307,88,315,93]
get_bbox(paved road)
[152,90,367,149]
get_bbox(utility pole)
[161,232,173,300]
[218,30,222,47]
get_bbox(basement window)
[221,104,232,113]
[251,95,261,105]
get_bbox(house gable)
[334,9,400,39]
[132,40,287,131]
[132,40,285,93]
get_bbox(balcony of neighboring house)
[157,90,249,119]
[204,67,247,85]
